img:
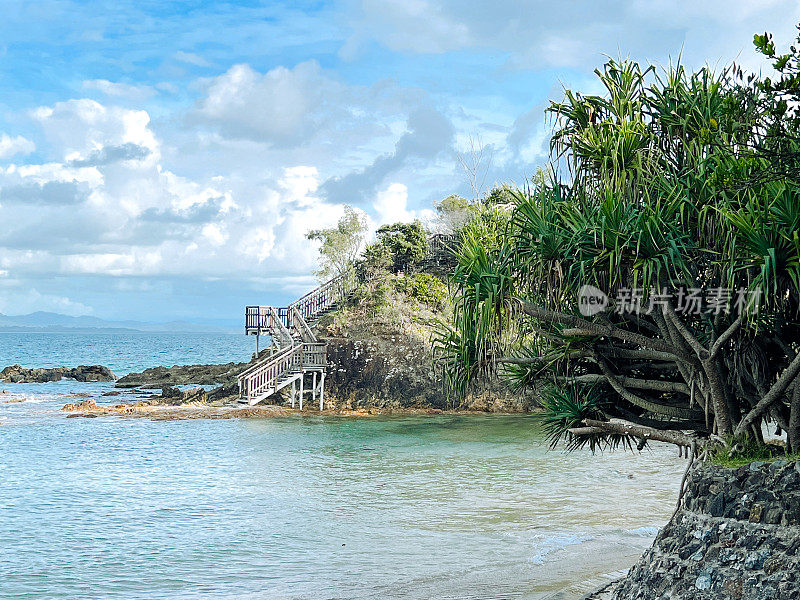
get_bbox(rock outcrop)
[115,362,245,388]
[314,276,534,412]
[159,386,208,405]
[1,364,116,383]
[609,460,800,599]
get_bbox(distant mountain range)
[0,311,240,334]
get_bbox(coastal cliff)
[599,460,800,599]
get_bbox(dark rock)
[159,385,207,405]
[610,460,800,600]
[708,492,726,517]
[116,362,245,389]
[1,364,116,383]
[70,365,116,382]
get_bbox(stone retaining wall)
[611,460,800,599]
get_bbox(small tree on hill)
[307,205,368,280]
[375,221,430,272]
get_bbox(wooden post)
[312,371,317,408]
[255,334,259,356]
[299,374,304,410]
[291,380,296,408]
[319,372,325,411]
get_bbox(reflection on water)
[0,403,685,600]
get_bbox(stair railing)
[237,343,304,403]
[302,343,327,369]
[268,306,294,347]
[291,307,317,343]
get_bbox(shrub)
[395,272,448,310]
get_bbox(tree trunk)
[789,384,800,454]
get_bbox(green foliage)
[432,230,516,397]
[394,272,448,310]
[754,25,800,129]
[537,385,618,451]
[375,221,430,272]
[460,202,513,256]
[709,437,798,468]
[483,185,516,207]
[360,241,393,277]
[435,194,472,231]
[307,206,368,280]
[437,36,800,452]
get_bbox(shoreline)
[59,396,537,421]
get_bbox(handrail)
[268,306,294,347]
[302,342,327,368]
[291,307,316,343]
[238,343,303,402]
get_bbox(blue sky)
[0,0,798,327]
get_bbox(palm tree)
[435,57,800,455]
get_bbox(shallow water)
[0,334,685,599]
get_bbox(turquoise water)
[0,334,685,599]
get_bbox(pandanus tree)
[434,53,800,454]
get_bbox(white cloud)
[82,79,156,102]
[174,50,212,67]
[33,99,159,163]
[0,134,35,159]
[194,62,331,145]
[374,183,413,223]
[349,0,471,55]
[373,182,437,228]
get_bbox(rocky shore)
[1,364,116,383]
[585,459,800,600]
[115,362,245,389]
[5,275,532,415]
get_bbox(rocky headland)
[57,273,534,415]
[311,274,534,413]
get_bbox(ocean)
[0,332,684,599]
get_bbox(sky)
[0,0,798,327]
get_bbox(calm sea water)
[0,331,256,376]
[0,333,685,600]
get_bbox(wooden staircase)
[237,270,356,407]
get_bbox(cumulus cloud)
[193,61,338,145]
[0,180,89,205]
[190,60,426,154]
[0,92,353,283]
[373,182,436,226]
[66,142,151,167]
[33,99,158,163]
[0,134,35,160]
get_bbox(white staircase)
[237,270,356,407]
